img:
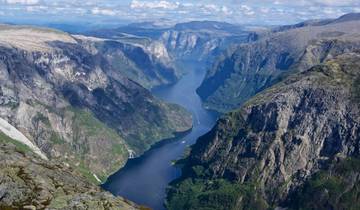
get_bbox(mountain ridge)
[197,13,360,112]
[0,24,192,183]
[167,52,360,210]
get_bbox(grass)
[50,132,66,145]
[69,108,129,183]
[72,161,101,184]
[288,158,360,210]
[0,132,33,154]
[352,76,360,103]
[34,112,51,127]
[166,176,268,210]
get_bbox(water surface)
[102,62,218,210]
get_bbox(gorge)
[1,9,360,210]
[103,62,218,210]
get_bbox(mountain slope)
[80,35,178,89]
[167,53,360,209]
[197,14,360,112]
[159,21,253,63]
[0,132,143,210]
[89,21,255,67]
[0,25,192,183]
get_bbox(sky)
[0,0,360,26]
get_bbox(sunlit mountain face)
[1,1,360,210]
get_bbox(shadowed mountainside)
[167,53,360,210]
[197,13,360,112]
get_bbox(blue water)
[102,62,218,210]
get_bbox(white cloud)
[221,6,232,15]
[313,0,360,6]
[240,5,255,16]
[25,5,47,12]
[130,0,180,10]
[4,0,39,5]
[1,0,360,26]
[91,7,116,16]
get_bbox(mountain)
[0,24,192,183]
[167,53,360,210]
[89,21,255,67]
[0,132,144,210]
[174,21,244,33]
[330,12,360,24]
[158,21,255,64]
[197,13,360,112]
[272,13,360,33]
[76,35,177,89]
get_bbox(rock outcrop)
[167,53,360,210]
[159,21,254,64]
[0,132,144,210]
[0,25,192,183]
[76,35,178,89]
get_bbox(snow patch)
[0,117,48,160]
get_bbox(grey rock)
[172,53,360,208]
[197,13,360,112]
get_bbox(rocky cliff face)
[159,21,254,64]
[167,53,360,210]
[0,132,144,210]
[0,25,192,183]
[197,14,360,112]
[76,34,177,89]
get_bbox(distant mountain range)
[88,20,256,66]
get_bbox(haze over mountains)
[88,20,255,66]
[1,7,360,210]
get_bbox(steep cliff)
[0,25,192,183]
[0,132,144,210]
[159,23,252,63]
[197,14,360,112]
[77,35,178,89]
[90,21,254,67]
[167,53,360,210]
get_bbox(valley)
[103,62,218,210]
[1,5,360,210]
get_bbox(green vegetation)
[166,178,268,210]
[4,101,19,110]
[0,132,33,154]
[72,161,102,184]
[72,108,112,137]
[49,132,65,145]
[289,158,360,210]
[34,112,51,127]
[352,76,360,103]
[70,108,128,183]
